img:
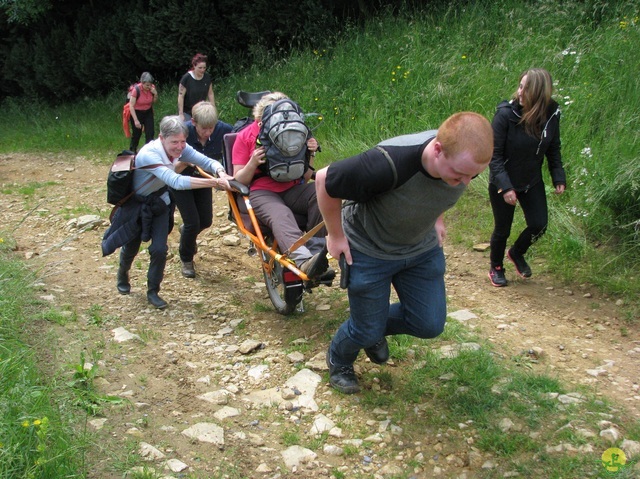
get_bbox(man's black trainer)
[326,350,360,394]
[364,337,389,364]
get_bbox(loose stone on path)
[181,423,224,448]
[112,327,140,343]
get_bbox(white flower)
[568,206,589,217]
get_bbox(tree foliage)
[0,0,51,24]
[0,0,418,102]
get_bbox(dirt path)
[1,153,638,478]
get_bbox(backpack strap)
[375,146,398,190]
[113,161,163,208]
[109,162,163,221]
[127,83,141,102]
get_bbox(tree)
[0,0,52,25]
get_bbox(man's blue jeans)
[329,245,447,367]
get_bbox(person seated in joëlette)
[231,92,329,280]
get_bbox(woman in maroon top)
[129,72,158,153]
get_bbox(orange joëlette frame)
[196,166,315,282]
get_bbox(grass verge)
[326,319,640,478]
[0,236,85,477]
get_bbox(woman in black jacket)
[488,68,566,287]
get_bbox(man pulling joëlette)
[314,112,494,394]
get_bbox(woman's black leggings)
[129,108,155,152]
[489,181,548,268]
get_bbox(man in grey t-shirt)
[315,112,493,394]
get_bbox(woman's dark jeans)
[119,200,173,293]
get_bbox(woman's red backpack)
[121,84,141,137]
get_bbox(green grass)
[0,242,85,477]
[281,430,300,447]
[85,304,113,327]
[66,351,125,415]
[36,305,78,326]
[125,467,162,479]
[0,180,57,194]
[352,322,640,478]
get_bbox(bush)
[0,0,354,102]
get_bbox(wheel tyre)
[262,251,302,315]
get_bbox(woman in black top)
[488,68,566,287]
[178,53,215,122]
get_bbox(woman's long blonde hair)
[513,68,553,137]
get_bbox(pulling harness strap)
[375,146,398,190]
